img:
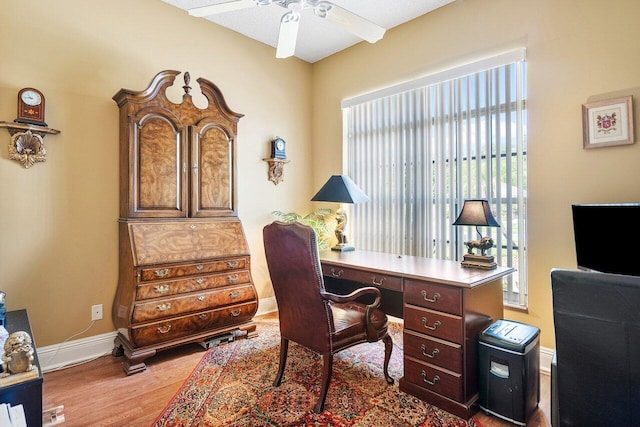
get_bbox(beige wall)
[1,0,313,346]
[312,0,640,349]
[3,0,640,351]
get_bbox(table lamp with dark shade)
[311,175,369,252]
[453,199,501,269]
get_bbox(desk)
[0,310,43,427]
[320,250,514,419]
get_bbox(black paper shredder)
[478,319,540,426]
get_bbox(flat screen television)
[572,203,640,276]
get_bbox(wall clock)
[271,137,286,159]
[16,88,47,126]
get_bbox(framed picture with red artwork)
[582,95,634,149]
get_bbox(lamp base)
[331,243,355,252]
[460,253,497,270]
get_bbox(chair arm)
[321,287,382,341]
[320,286,381,306]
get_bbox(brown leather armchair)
[263,221,394,413]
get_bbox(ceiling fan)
[188,0,386,59]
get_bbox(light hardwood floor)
[42,314,551,427]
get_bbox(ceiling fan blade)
[188,0,256,17]
[276,11,300,59]
[325,4,385,43]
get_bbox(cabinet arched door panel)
[191,123,236,217]
[128,112,188,218]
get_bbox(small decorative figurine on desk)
[1,331,35,376]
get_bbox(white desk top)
[320,250,514,288]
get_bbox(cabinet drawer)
[322,264,402,291]
[404,304,463,344]
[404,279,462,315]
[404,330,462,373]
[139,257,248,282]
[136,270,251,300]
[130,301,258,347]
[132,284,256,323]
[404,356,463,402]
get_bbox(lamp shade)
[311,175,370,204]
[453,199,501,227]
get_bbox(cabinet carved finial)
[183,72,191,95]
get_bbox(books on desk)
[0,403,27,427]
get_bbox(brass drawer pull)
[421,317,441,331]
[195,264,204,271]
[199,313,208,320]
[421,371,440,386]
[421,290,440,303]
[330,268,343,278]
[156,303,171,312]
[420,344,440,359]
[190,224,196,230]
[228,274,239,283]
[196,278,204,285]
[154,268,169,278]
[372,276,385,286]
[157,325,171,334]
[227,260,239,269]
[154,284,170,294]
[197,295,205,301]
[229,290,241,299]
[230,309,241,317]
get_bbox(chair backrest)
[551,269,640,427]
[263,221,332,353]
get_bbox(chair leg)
[273,337,289,387]
[382,334,394,384]
[314,353,333,414]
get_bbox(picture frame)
[582,96,634,149]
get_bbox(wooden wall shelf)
[0,121,60,137]
[263,158,289,185]
[0,121,60,168]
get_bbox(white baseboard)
[38,296,553,376]
[38,297,279,373]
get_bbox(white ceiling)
[161,0,455,63]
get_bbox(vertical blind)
[342,50,527,307]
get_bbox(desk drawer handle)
[195,264,204,271]
[197,295,205,301]
[230,309,241,317]
[154,268,169,278]
[371,276,385,286]
[229,290,241,299]
[421,290,440,303]
[420,345,440,359]
[157,325,172,334]
[421,371,440,386]
[156,303,171,312]
[154,284,170,294]
[199,313,208,320]
[196,278,204,285]
[421,317,441,331]
[227,274,239,283]
[330,268,343,278]
[227,260,239,269]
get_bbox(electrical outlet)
[91,304,103,321]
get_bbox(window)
[342,50,527,307]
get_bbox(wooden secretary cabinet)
[112,70,258,375]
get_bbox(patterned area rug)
[154,319,483,427]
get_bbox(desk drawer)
[404,356,463,402]
[139,257,248,282]
[404,329,462,373]
[132,284,256,322]
[322,264,402,291]
[130,301,257,347]
[136,270,251,300]
[404,279,462,316]
[404,304,463,344]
